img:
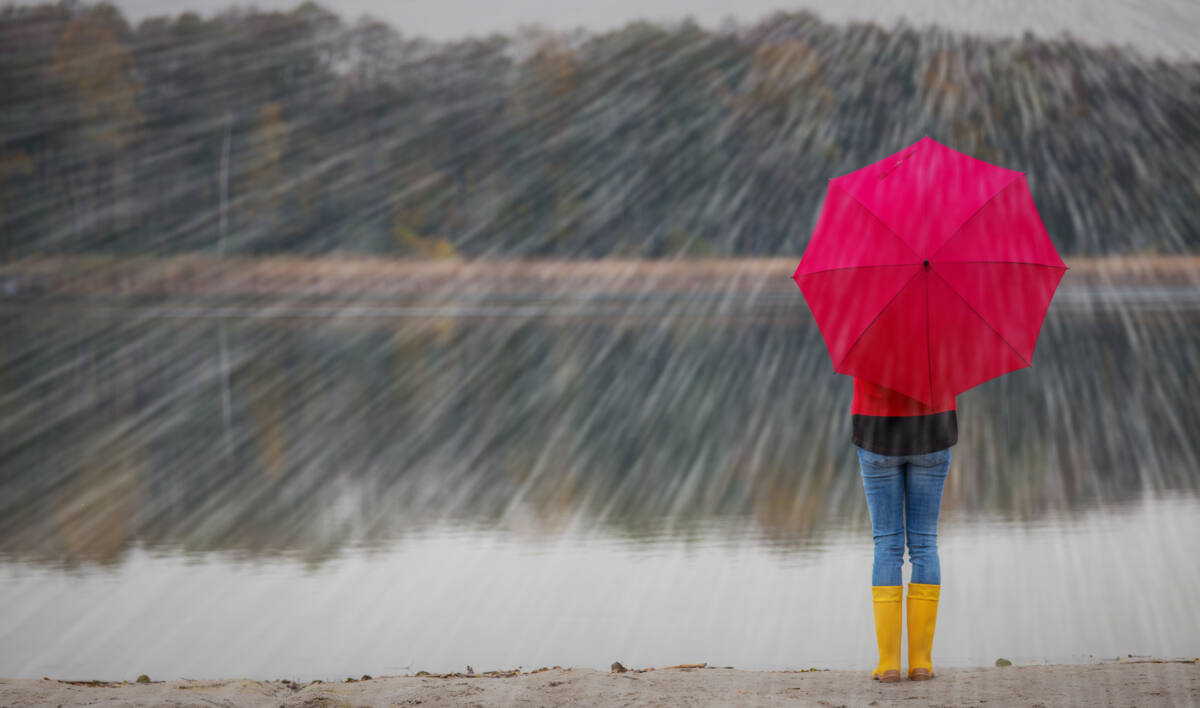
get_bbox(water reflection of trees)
[0,304,1196,566]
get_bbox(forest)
[1,0,1197,260]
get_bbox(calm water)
[1,292,1198,680]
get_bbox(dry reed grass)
[1,255,1197,298]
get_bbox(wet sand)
[2,659,1197,707]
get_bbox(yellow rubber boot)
[870,585,903,682]
[906,582,941,680]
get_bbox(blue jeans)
[855,444,951,586]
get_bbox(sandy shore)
[2,659,1197,707]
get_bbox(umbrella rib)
[933,260,1070,269]
[797,263,922,276]
[830,183,922,262]
[929,268,1032,368]
[837,267,923,373]
[927,174,1023,262]
[925,270,934,407]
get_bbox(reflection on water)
[0,294,1198,678]
[0,493,1197,680]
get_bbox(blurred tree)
[391,159,459,259]
[0,150,34,257]
[50,5,143,248]
[239,102,288,252]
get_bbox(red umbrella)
[793,136,1068,408]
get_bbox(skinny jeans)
[855,444,951,587]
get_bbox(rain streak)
[0,0,1198,682]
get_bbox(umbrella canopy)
[793,136,1068,408]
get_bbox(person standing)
[852,376,956,682]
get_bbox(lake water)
[1,292,1198,681]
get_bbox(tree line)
[0,0,1196,259]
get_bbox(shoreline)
[2,658,1197,707]
[2,255,1199,301]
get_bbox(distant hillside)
[1,1,1197,259]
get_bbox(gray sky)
[108,0,1200,60]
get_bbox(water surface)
[1,293,1197,679]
